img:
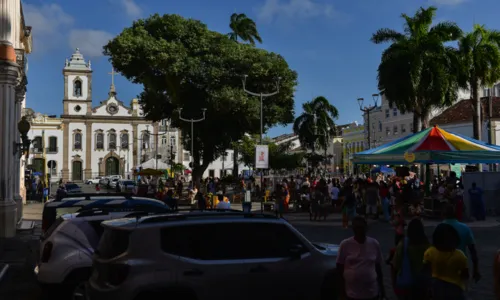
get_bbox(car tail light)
[101,264,130,286]
[41,242,53,263]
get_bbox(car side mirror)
[289,244,304,261]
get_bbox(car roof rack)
[60,193,134,201]
[76,206,170,217]
[139,210,278,224]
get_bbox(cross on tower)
[108,68,116,86]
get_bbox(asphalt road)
[1,213,498,299]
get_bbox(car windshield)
[66,184,79,189]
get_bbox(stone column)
[61,120,69,182]
[0,63,21,237]
[84,121,92,180]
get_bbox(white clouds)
[108,0,143,18]
[430,0,467,6]
[257,0,338,23]
[69,30,115,58]
[23,3,74,52]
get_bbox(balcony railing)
[46,147,58,153]
[32,147,43,154]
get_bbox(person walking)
[379,181,390,222]
[468,182,485,221]
[442,204,481,291]
[423,223,469,300]
[337,216,385,300]
[391,218,430,299]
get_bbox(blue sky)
[24,0,500,137]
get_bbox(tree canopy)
[371,6,462,131]
[293,96,338,152]
[103,14,297,181]
[456,25,500,140]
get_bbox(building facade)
[341,122,365,174]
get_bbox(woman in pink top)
[337,216,386,300]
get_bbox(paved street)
[1,202,499,299]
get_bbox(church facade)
[26,49,183,182]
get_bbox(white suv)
[36,198,170,300]
[87,212,340,300]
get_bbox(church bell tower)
[62,48,92,116]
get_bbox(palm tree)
[456,25,500,141]
[293,96,338,154]
[371,6,462,132]
[228,13,262,45]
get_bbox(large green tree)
[371,6,462,132]
[103,14,297,184]
[228,13,262,44]
[293,96,338,153]
[456,25,500,141]
[227,13,263,177]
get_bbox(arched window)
[142,132,150,149]
[48,136,57,153]
[74,80,82,97]
[121,133,129,149]
[96,132,104,150]
[33,136,42,153]
[47,160,57,176]
[108,131,117,150]
[74,133,82,149]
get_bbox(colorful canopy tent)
[353,125,500,165]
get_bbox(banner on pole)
[255,145,269,169]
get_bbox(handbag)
[396,237,413,288]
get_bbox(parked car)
[36,196,171,299]
[99,177,110,186]
[117,180,136,192]
[65,183,82,194]
[87,211,339,300]
[86,177,102,185]
[109,178,120,189]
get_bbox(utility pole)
[357,94,380,149]
[178,108,207,174]
[242,75,280,191]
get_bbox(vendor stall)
[353,125,500,217]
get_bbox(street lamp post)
[178,109,207,171]
[242,75,280,192]
[357,93,379,149]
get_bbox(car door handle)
[183,269,204,276]
[249,265,268,273]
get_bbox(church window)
[48,137,57,153]
[74,80,82,97]
[74,133,82,150]
[96,133,104,150]
[142,132,150,149]
[109,131,117,150]
[74,105,81,112]
[121,133,129,149]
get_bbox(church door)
[72,161,83,181]
[105,157,119,176]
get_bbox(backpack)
[396,237,413,288]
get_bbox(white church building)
[26,49,248,182]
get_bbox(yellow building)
[341,122,365,174]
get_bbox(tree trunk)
[420,113,429,130]
[412,112,422,133]
[471,83,482,141]
[191,150,210,189]
[232,148,239,177]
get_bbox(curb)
[0,263,9,283]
